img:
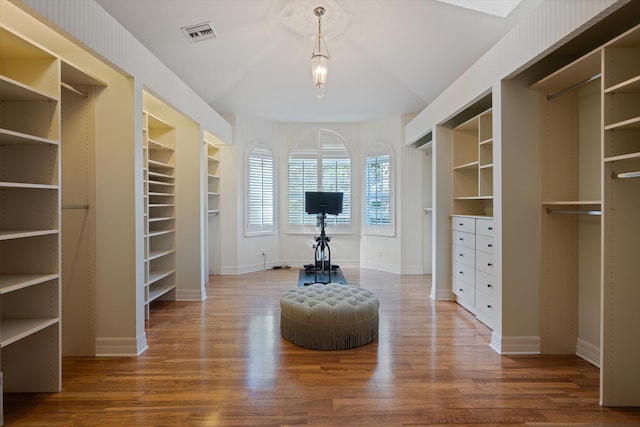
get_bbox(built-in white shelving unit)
[450,108,495,328]
[205,134,222,276]
[142,112,176,319]
[0,26,62,415]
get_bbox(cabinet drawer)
[476,218,494,237]
[453,261,475,286]
[452,230,475,250]
[452,216,475,233]
[475,251,495,275]
[453,244,475,268]
[475,270,495,296]
[476,234,495,254]
[453,278,475,309]
[476,288,495,320]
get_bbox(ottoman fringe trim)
[280,314,379,350]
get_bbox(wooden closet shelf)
[453,161,479,170]
[0,229,58,240]
[0,128,58,145]
[0,317,59,347]
[148,282,176,303]
[605,75,640,94]
[605,116,640,131]
[0,74,58,102]
[0,274,59,294]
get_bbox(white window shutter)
[247,146,274,234]
[288,128,351,227]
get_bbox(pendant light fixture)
[311,6,330,99]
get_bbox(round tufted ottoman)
[280,283,379,350]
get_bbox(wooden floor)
[4,268,640,426]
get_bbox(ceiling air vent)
[181,22,216,43]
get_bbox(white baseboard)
[96,333,148,357]
[431,287,453,300]
[576,338,600,367]
[177,287,206,301]
[358,261,425,275]
[359,260,401,274]
[401,265,426,275]
[220,259,361,275]
[490,334,541,355]
[220,263,269,275]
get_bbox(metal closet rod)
[61,81,88,97]
[62,204,89,210]
[611,170,640,179]
[546,208,601,216]
[547,73,601,101]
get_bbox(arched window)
[246,143,274,235]
[365,142,394,235]
[288,129,351,229]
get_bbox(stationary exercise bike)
[309,210,336,283]
[303,191,343,284]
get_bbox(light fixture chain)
[318,11,322,52]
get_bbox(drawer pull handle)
[459,253,464,257]
[488,227,493,231]
[459,288,464,292]
[459,223,464,227]
[488,244,493,248]
[487,284,493,288]
[487,263,493,267]
[459,237,464,241]
[487,304,493,309]
[459,271,464,275]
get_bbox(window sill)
[286,225,353,235]
[245,229,276,237]
[363,225,395,237]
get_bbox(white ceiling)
[94,0,543,123]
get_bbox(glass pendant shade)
[311,6,329,99]
[311,42,328,98]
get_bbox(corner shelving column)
[601,24,640,406]
[205,136,222,275]
[530,48,602,358]
[207,142,220,217]
[143,112,176,319]
[0,26,61,408]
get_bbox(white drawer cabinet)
[451,215,495,329]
